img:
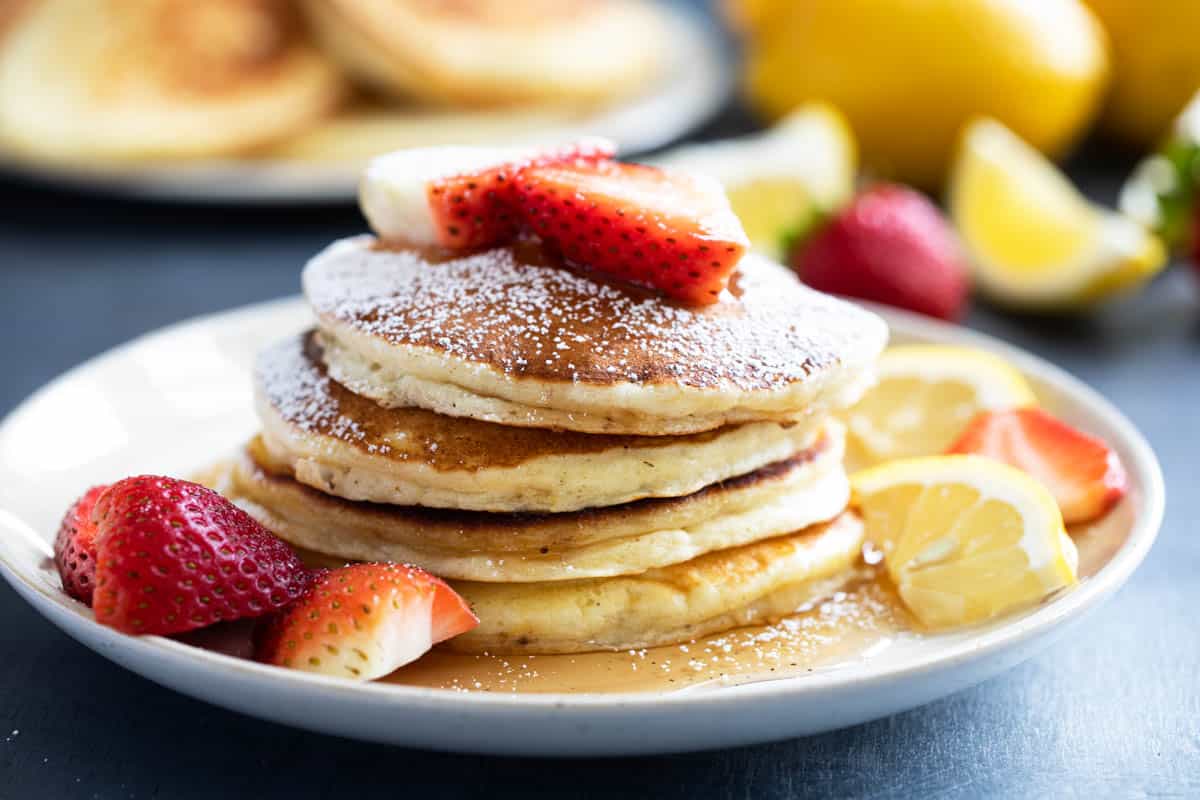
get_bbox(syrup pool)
[383,500,1129,694]
[179,500,1128,695]
[386,573,909,694]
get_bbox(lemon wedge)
[950,118,1166,309]
[653,103,856,260]
[852,455,1078,629]
[842,345,1036,472]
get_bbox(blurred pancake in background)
[0,0,345,163]
[301,0,667,107]
[0,0,727,201]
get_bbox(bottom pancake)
[448,513,866,654]
[288,513,866,655]
[216,426,849,583]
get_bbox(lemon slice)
[950,117,1166,309]
[653,103,856,260]
[852,455,1078,629]
[843,345,1036,472]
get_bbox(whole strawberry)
[54,484,110,606]
[91,476,311,636]
[793,184,970,320]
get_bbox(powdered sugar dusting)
[255,334,389,455]
[255,332,700,469]
[303,237,885,391]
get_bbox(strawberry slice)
[91,476,311,635]
[254,562,478,681]
[53,484,110,606]
[427,139,615,250]
[514,161,750,304]
[947,408,1128,524]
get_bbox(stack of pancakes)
[223,236,888,654]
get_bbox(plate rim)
[0,298,1166,713]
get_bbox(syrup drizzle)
[385,503,1129,694]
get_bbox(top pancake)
[305,236,888,435]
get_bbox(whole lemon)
[737,0,1110,189]
[1085,0,1200,147]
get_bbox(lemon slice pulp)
[950,117,1166,309]
[842,345,1036,472]
[852,455,1078,629]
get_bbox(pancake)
[0,0,344,163]
[447,512,866,654]
[301,0,665,107]
[220,427,850,583]
[282,510,867,655]
[305,237,888,435]
[257,331,826,513]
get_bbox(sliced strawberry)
[514,161,750,304]
[254,562,477,681]
[54,484,110,606]
[947,408,1128,524]
[91,476,311,635]
[427,139,615,250]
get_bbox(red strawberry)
[90,476,311,635]
[514,161,750,304]
[254,562,478,681]
[947,408,1128,524]
[54,484,109,605]
[793,184,970,320]
[428,139,615,250]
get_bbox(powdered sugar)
[255,334,390,455]
[303,237,885,392]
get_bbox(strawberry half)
[947,408,1128,524]
[254,562,478,681]
[54,484,110,606]
[91,476,311,635]
[793,184,970,321]
[514,161,750,304]
[427,139,615,250]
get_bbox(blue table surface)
[1,108,1198,797]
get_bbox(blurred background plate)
[0,2,729,205]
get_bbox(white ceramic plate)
[0,299,1163,756]
[0,4,729,204]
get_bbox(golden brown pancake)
[256,331,827,512]
[447,513,866,654]
[219,431,850,583]
[305,237,888,435]
[301,0,665,107]
[288,511,869,655]
[0,0,345,162]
